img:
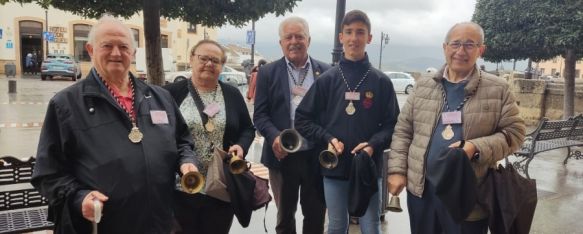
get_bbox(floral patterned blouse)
[179,84,226,176]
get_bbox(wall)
[513,78,583,125]
[0,2,217,76]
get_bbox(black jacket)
[253,56,331,169]
[32,69,197,234]
[164,79,255,153]
[295,55,400,178]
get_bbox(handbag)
[204,148,230,202]
[477,157,537,234]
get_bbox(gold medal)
[441,124,454,140]
[205,119,215,132]
[128,123,143,143]
[345,101,356,115]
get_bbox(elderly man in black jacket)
[253,16,330,234]
[32,15,199,234]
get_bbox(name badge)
[442,111,462,124]
[345,92,360,101]
[204,102,220,117]
[292,86,307,96]
[150,110,169,124]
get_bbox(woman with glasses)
[165,40,255,234]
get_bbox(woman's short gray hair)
[87,14,137,49]
[278,16,310,38]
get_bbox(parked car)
[41,54,82,81]
[164,65,246,86]
[384,71,415,94]
[219,65,247,86]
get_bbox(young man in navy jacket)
[295,10,399,234]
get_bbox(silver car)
[384,71,415,94]
[41,54,82,81]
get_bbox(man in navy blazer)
[253,16,331,234]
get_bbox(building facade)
[0,2,217,76]
[536,56,583,79]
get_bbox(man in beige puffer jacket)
[387,22,525,234]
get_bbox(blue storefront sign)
[6,40,13,49]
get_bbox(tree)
[2,0,300,86]
[473,0,583,118]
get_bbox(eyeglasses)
[447,41,482,51]
[193,54,222,65]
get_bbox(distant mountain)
[383,57,444,73]
[218,39,528,73]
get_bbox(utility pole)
[378,32,390,70]
[250,20,255,66]
[331,0,346,66]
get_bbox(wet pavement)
[1,74,582,233]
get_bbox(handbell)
[387,195,403,212]
[280,129,302,153]
[319,143,339,169]
[180,171,205,194]
[229,153,251,174]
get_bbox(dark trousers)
[270,151,326,234]
[407,181,488,234]
[173,191,234,234]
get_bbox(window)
[131,28,140,47]
[552,58,558,63]
[74,24,92,62]
[551,69,557,76]
[540,68,545,74]
[161,34,169,48]
[576,69,580,79]
[187,24,197,34]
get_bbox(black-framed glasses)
[447,41,481,51]
[193,54,222,65]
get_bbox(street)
[2,75,583,234]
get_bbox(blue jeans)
[323,177,382,234]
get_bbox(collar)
[442,64,479,83]
[284,56,311,70]
[434,64,481,98]
[339,53,370,66]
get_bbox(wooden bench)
[0,156,53,234]
[513,114,583,178]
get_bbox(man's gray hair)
[444,22,485,44]
[87,14,137,49]
[278,16,310,38]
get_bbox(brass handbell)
[387,195,403,212]
[229,153,251,174]
[319,143,339,169]
[180,171,205,194]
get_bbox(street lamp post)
[378,32,390,70]
[331,0,346,66]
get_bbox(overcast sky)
[217,0,524,71]
[219,0,476,47]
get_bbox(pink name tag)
[442,111,462,124]
[204,102,220,117]
[150,110,169,124]
[345,92,360,101]
[292,86,307,96]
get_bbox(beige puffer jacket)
[388,66,525,219]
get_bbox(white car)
[164,65,246,86]
[384,71,415,94]
[219,65,247,86]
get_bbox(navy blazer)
[253,57,331,169]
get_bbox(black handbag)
[477,158,537,234]
[347,151,378,217]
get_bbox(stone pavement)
[2,75,581,234]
